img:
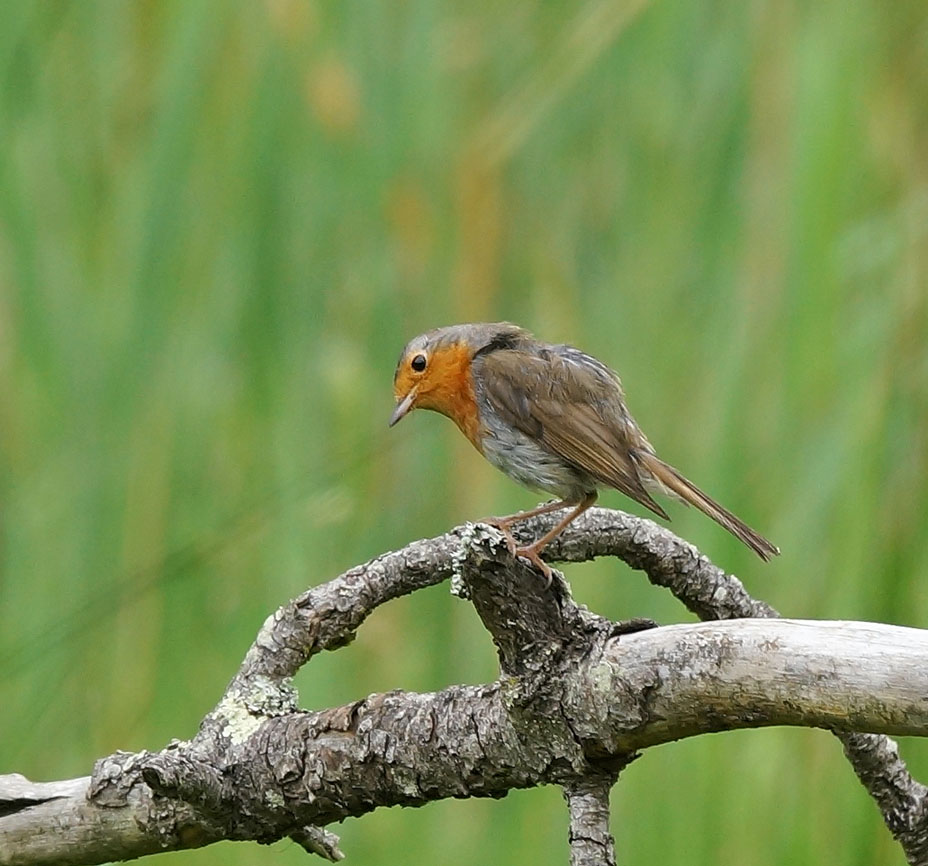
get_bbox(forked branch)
[2,509,928,866]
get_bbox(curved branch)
[144,620,928,813]
[527,506,928,862]
[232,531,463,686]
[3,510,928,866]
[6,617,928,865]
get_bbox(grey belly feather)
[479,414,595,502]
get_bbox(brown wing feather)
[476,349,670,519]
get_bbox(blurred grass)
[1,1,927,864]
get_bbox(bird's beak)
[389,388,418,427]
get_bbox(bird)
[389,322,779,582]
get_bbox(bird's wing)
[476,348,670,519]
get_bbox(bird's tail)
[636,452,780,561]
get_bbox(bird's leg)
[514,492,598,587]
[517,492,598,557]
[482,499,573,553]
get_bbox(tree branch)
[527,507,928,862]
[564,772,619,866]
[3,509,928,866]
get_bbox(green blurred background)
[2,1,927,863]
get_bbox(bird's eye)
[411,354,427,372]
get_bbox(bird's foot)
[480,517,518,556]
[514,544,555,589]
[480,517,561,588]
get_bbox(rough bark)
[2,508,928,866]
[564,773,619,866]
[528,508,928,859]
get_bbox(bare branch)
[523,506,928,864]
[590,619,928,747]
[840,733,928,864]
[3,509,928,866]
[522,506,778,619]
[232,531,463,686]
[0,764,217,866]
[9,618,928,863]
[564,772,619,866]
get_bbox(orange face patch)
[393,342,484,452]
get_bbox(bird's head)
[389,322,528,428]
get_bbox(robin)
[390,322,779,581]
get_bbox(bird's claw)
[514,545,555,589]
